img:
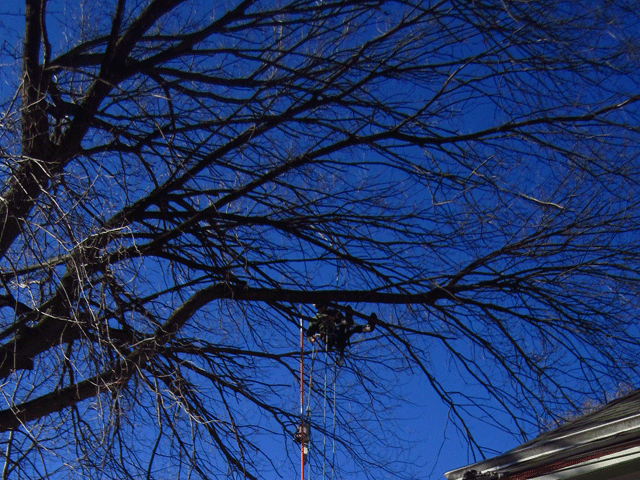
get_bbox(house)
[444,389,640,480]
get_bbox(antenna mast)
[296,317,310,480]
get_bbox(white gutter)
[444,414,640,480]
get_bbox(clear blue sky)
[0,1,582,478]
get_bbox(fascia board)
[520,445,640,480]
[444,417,640,480]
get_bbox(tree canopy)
[1,0,640,478]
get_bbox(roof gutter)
[445,416,640,480]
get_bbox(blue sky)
[0,0,635,480]
[0,1,566,476]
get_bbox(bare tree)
[1,0,640,478]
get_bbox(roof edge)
[445,425,640,480]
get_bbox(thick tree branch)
[0,281,226,431]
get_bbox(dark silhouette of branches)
[1,0,640,478]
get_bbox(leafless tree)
[1,0,640,478]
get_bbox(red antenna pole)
[300,317,305,480]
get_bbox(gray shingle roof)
[444,389,640,480]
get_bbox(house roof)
[444,389,640,480]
